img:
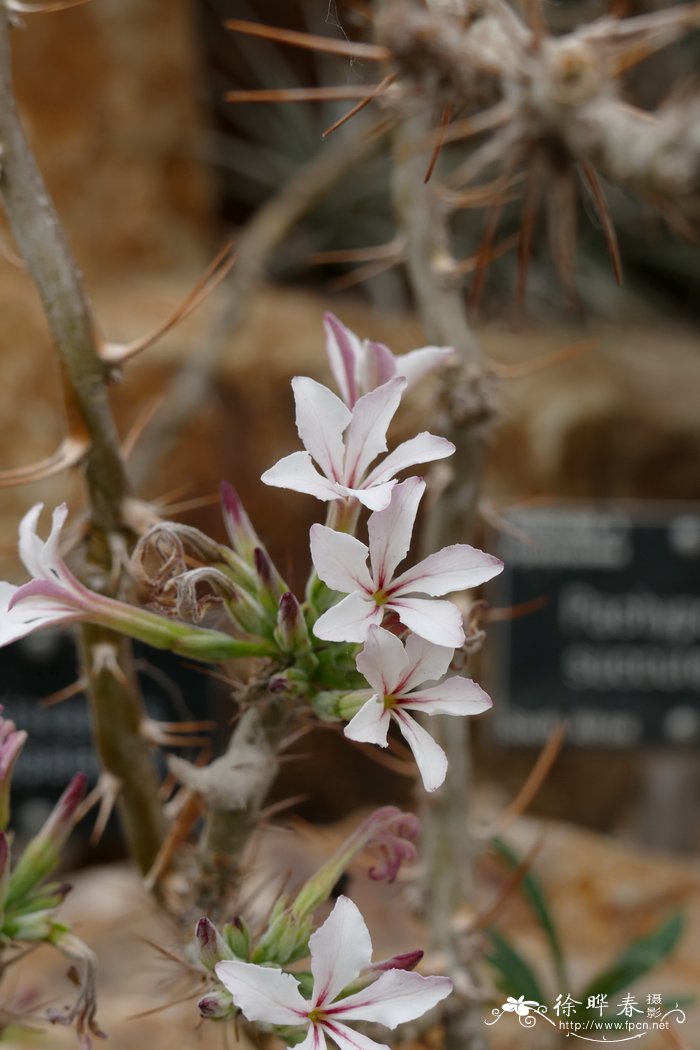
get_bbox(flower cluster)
[265,314,503,792]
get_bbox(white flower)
[215,895,452,1050]
[345,626,491,792]
[261,375,454,511]
[324,313,455,408]
[0,504,95,647]
[310,477,503,647]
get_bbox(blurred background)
[0,0,699,1045]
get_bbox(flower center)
[307,1008,324,1023]
[383,694,397,710]
[372,588,388,605]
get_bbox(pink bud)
[370,949,424,973]
[220,482,260,561]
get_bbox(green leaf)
[581,913,684,1002]
[486,929,547,1005]
[491,836,567,987]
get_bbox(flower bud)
[220,482,261,563]
[253,548,287,614]
[223,915,251,960]
[195,917,234,971]
[0,714,27,830]
[6,773,87,907]
[198,988,235,1020]
[370,949,424,973]
[274,592,310,654]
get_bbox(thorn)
[322,72,397,137]
[523,0,547,51]
[479,725,566,838]
[579,162,623,285]
[415,101,512,159]
[489,338,595,379]
[308,234,404,266]
[9,0,93,11]
[224,85,381,104]
[141,717,214,749]
[424,104,452,183]
[326,254,403,290]
[41,678,87,708]
[467,833,546,931]
[547,167,578,304]
[224,18,389,60]
[484,594,550,622]
[144,786,203,892]
[0,435,87,487]
[468,196,506,309]
[451,234,518,275]
[101,241,236,366]
[90,643,128,685]
[259,794,309,820]
[121,396,165,460]
[75,772,121,845]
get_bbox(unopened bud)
[0,714,27,830]
[274,592,310,654]
[370,949,424,973]
[198,988,235,1020]
[223,915,251,960]
[6,773,87,907]
[196,917,234,971]
[220,482,261,562]
[253,548,287,612]
[268,668,309,698]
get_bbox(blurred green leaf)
[581,913,684,1002]
[492,836,567,988]
[486,929,547,1004]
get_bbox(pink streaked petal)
[292,1025,327,1050]
[393,345,456,388]
[401,675,492,716]
[324,313,361,407]
[367,478,425,589]
[364,433,455,488]
[327,968,453,1027]
[293,377,351,482]
[8,578,78,609]
[356,625,409,695]
[320,1020,389,1050]
[18,503,46,578]
[359,340,396,394]
[344,696,391,747]
[393,710,448,792]
[310,897,372,1009]
[342,377,405,487]
[388,597,465,648]
[0,582,76,647]
[336,480,396,512]
[310,526,373,594]
[400,634,454,692]
[214,960,308,1026]
[262,451,342,502]
[312,592,383,643]
[390,544,504,597]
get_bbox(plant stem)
[391,102,494,1048]
[0,5,165,874]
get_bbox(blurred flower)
[262,375,454,511]
[311,478,502,646]
[215,895,452,1049]
[345,626,491,791]
[324,313,455,408]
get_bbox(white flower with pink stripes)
[310,477,503,647]
[261,375,453,511]
[345,626,492,792]
[324,313,455,408]
[215,895,452,1050]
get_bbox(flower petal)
[0,582,76,647]
[400,634,454,692]
[393,345,455,387]
[364,433,455,488]
[262,452,342,502]
[18,503,45,578]
[356,625,409,695]
[388,597,465,648]
[390,543,503,597]
[344,696,391,747]
[293,377,351,482]
[214,960,309,1026]
[393,711,448,792]
[310,896,373,1009]
[337,480,396,512]
[401,675,492,716]
[41,503,70,580]
[310,525,373,594]
[313,592,383,643]
[328,968,453,1027]
[324,313,361,407]
[342,377,405,487]
[292,1025,327,1050]
[359,339,396,393]
[367,478,425,589]
[320,1020,389,1050]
